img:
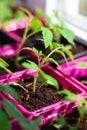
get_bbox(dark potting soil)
[11,79,63,111]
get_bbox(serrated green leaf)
[58,25,75,45]
[32,18,43,32]
[76,62,87,69]
[0,109,11,130]
[39,71,59,89]
[0,85,19,100]
[22,60,38,71]
[41,27,53,48]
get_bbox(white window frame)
[46,0,87,44]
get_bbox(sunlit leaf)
[58,24,75,45]
[41,27,53,48]
[22,60,38,71]
[32,18,43,32]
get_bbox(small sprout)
[21,46,60,92]
[9,82,28,93]
[0,58,12,74]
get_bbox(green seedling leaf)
[14,10,25,21]
[3,99,34,130]
[22,60,38,71]
[0,58,12,74]
[39,71,59,89]
[45,15,55,28]
[19,7,33,17]
[58,24,75,45]
[68,126,75,130]
[41,27,53,48]
[64,49,74,61]
[27,117,41,130]
[0,85,19,101]
[77,98,87,109]
[32,18,43,32]
[56,50,67,63]
[0,58,9,67]
[9,82,28,93]
[44,57,59,66]
[0,109,11,130]
[76,62,87,69]
[54,115,66,129]
[58,90,76,101]
[35,7,44,18]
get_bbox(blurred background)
[14,0,87,44]
[0,0,87,44]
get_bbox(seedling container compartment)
[0,65,77,126]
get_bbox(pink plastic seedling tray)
[57,56,87,95]
[1,62,87,126]
[0,65,78,126]
[57,56,87,78]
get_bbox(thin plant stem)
[76,110,84,130]
[33,71,38,92]
[46,46,63,58]
[33,56,41,92]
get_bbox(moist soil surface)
[11,79,63,111]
